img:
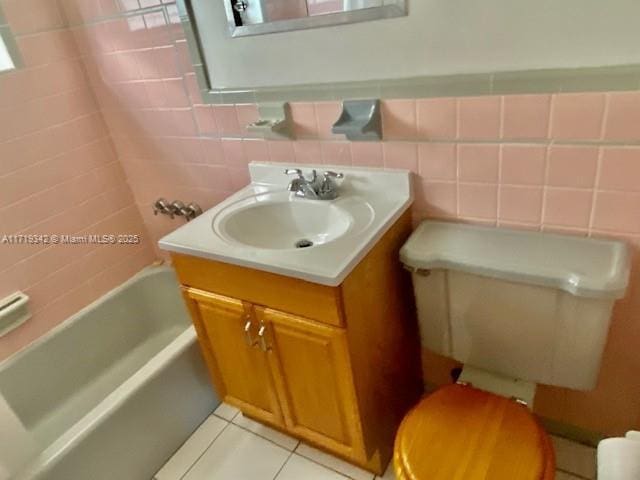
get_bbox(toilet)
[396,221,630,480]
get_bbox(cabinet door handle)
[244,318,257,347]
[257,322,271,352]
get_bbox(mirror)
[223,0,406,37]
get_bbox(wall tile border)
[71,1,640,104]
[176,1,640,104]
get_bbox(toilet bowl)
[393,384,554,480]
[397,221,630,480]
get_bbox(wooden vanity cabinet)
[183,290,284,427]
[173,211,422,475]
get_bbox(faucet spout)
[284,168,342,200]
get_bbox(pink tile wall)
[0,0,154,361]
[59,1,640,436]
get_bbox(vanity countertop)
[158,162,412,286]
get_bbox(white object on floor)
[598,432,640,480]
[0,394,37,480]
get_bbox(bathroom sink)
[213,193,356,250]
[159,162,412,286]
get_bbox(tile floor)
[155,403,598,480]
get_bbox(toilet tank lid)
[400,221,630,299]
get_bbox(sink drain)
[295,239,314,249]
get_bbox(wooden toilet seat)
[394,384,555,480]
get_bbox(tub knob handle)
[244,317,257,347]
[153,198,172,218]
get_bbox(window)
[0,33,14,72]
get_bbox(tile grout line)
[294,445,371,480]
[229,413,300,453]
[0,133,113,184]
[176,418,232,480]
[587,146,605,236]
[87,126,640,146]
[495,144,503,225]
[587,93,610,237]
[11,184,135,240]
[455,143,461,218]
[555,467,593,480]
[539,143,552,230]
[271,450,296,480]
[170,409,595,480]
[3,205,145,309]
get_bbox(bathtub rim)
[7,264,202,480]
[14,327,199,480]
[0,263,173,371]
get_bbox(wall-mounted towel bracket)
[247,102,293,139]
[332,99,382,141]
[0,291,30,337]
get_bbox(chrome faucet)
[169,200,203,221]
[285,169,344,200]
[153,198,203,221]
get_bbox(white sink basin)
[214,194,356,250]
[159,162,412,286]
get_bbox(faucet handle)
[153,198,170,216]
[285,168,317,183]
[179,202,203,221]
[323,171,344,179]
[185,202,203,220]
[285,168,303,178]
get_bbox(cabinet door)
[184,288,283,426]
[256,307,366,462]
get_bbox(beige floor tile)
[552,435,597,479]
[154,415,227,480]
[213,402,240,421]
[276,454,348,479]
[296,443,374,480]
[376,461,396,479]
[555,470,584,479]
[183,424,290,480]
[233,413,299,451]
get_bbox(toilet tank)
[400,222,630,391]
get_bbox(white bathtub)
[0,266,218,480]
